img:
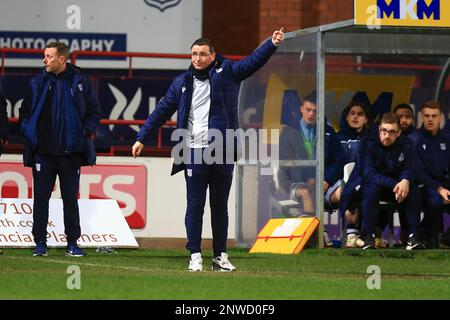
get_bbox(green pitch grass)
[0,247,449,300]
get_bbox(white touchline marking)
[3,256,175,273]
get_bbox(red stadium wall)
[203,0,354,55]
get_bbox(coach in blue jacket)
[360,112,424,250]
[19,42,101,258]
[132,29,285,272]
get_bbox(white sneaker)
[212,252,236,272]
[188,253,203,272]
[346,233,364,248]
[324,231,333,247]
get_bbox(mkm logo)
[377,0,440,20]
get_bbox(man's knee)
[428,192,443,209]
[362,183,382,201]
[296,188,310,198]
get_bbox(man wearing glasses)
[360,112,425,250]
[132,28,285,271]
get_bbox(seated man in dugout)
[278,91,344,247]
[411,101,450,248]
[279,91,344,218]
[332,100,371,248]
[360,112,425,250]
[279,91,318,215]
[375,103,419,247]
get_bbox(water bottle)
[96,246,116,254]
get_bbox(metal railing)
[7,118,176,149]
[0,47,243,77]
[1,47,443,77]
[70,50,244,79]
[1,48,245,153]
[2,47,446,154]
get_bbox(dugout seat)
[338,162,355,247]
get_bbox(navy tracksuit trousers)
[32,153,81,244]
[184,148,234,257]
[421,186,446,248]
[362,182,421,236]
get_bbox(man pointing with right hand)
[132,28,285,271]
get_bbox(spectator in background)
[132,29,285,272]
[19,42,101,257]
[412,101,450,248]
[360,112,425,250]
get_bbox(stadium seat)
[270,165,302,217]
[343,162,355,184]
[338,162,355,247]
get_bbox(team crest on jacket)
[143,0,181,12]
[441,143,446,150]
[422,144,427,150]
[398,153,404,162]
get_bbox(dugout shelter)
[235,1,450,248]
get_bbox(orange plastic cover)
[249,217,319,254]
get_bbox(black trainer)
[65,243,87,257]
[406,234,425,250]
[362,233,376,250]
[33,242,48,256]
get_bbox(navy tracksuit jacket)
[361,135,421,235]
[411,126,450,246]
[337,121,370,218]
[136,39,278,256]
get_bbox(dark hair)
[46,41,69,60]
[344,100,371,119]
[420,100,441,112]
[380,112,400,128]
[393,103,414,114]
[303,90,317,104]
[191,38,215,53]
